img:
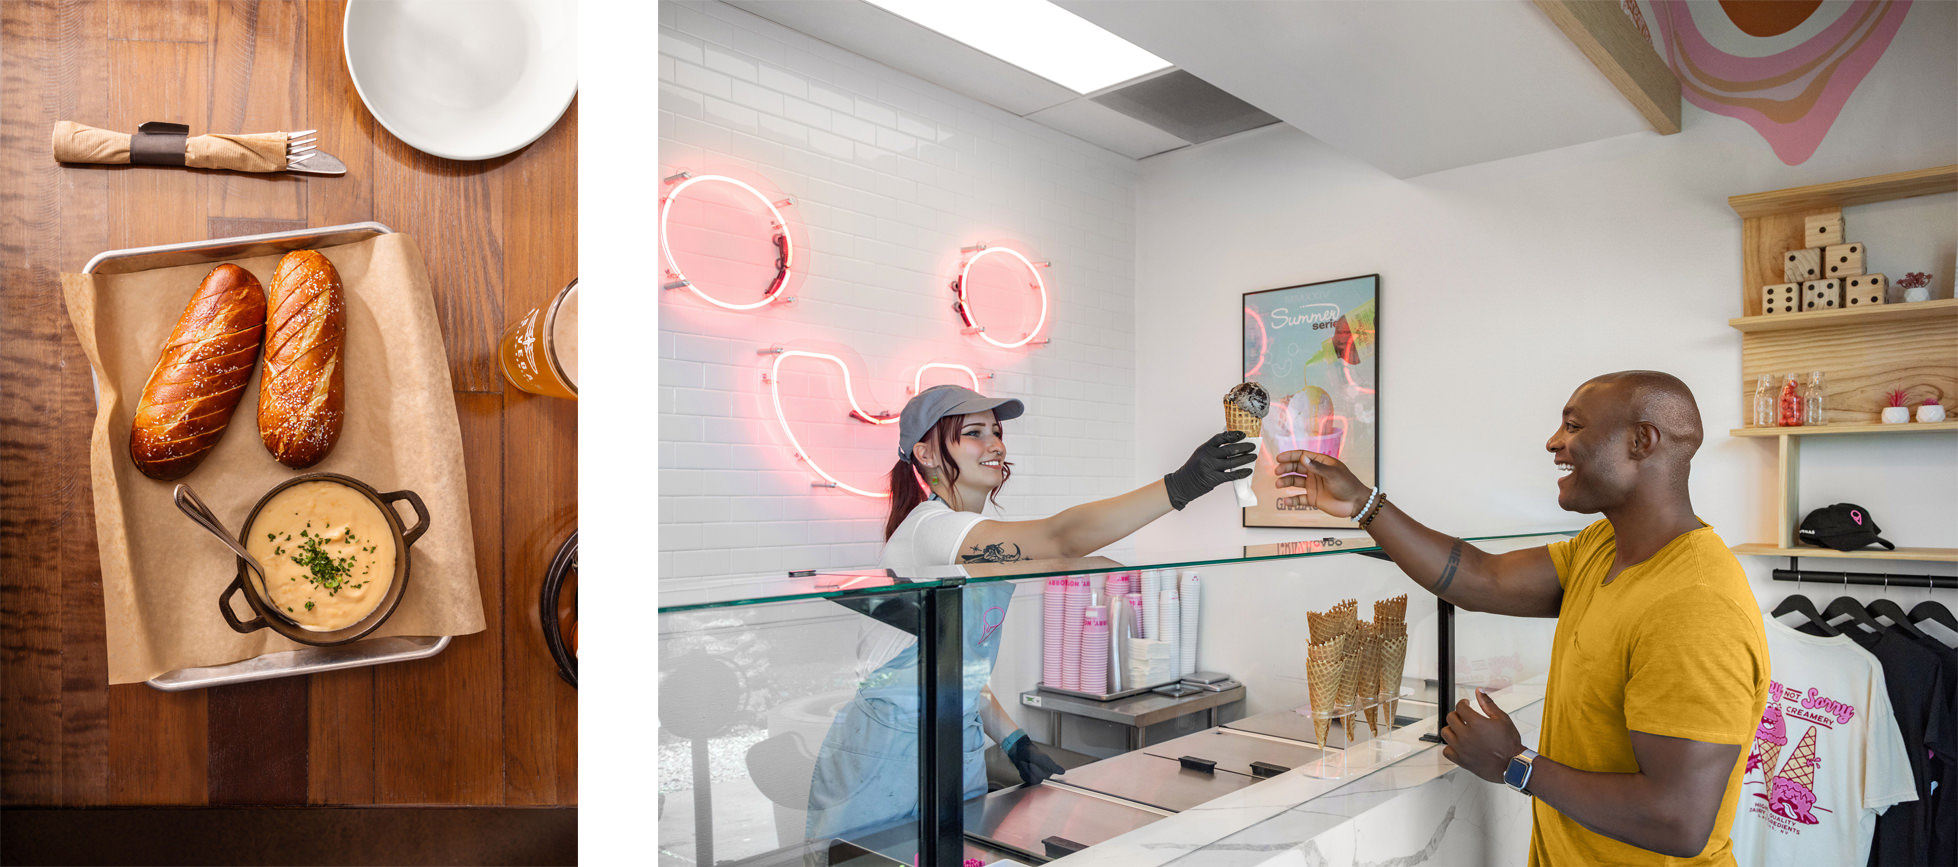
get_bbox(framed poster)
[1241,275,1379,528]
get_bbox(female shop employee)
[806,384,1255,842]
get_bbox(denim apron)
[805,580,1016,843]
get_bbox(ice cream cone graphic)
[1767,727,1821,825]
[1749,704,1787,777]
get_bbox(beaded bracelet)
[1357,489,1388,529]
[1354,487,1382,526]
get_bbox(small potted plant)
[1882,389,1912,424]
[1919,398,1947,424]
[1897,271,1933,303]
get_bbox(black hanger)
[1772,593,1839,637]
[1867,597,1928,640]
[1822,595,1884,635]
[1909,600,1958,645]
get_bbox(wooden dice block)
[1784,248,1822,282]
[1825,242,1865,278]
[1801,279,1841,311]
[1843,273,1886,307]
[1761,283,1801,315]
[1804,213,1844,249]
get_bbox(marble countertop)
[1051,683,1548,867]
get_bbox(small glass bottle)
[1753,374,1773,427]
[1778,374,1803,426]
[1804,371,1825,426]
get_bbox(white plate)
[343,0,577,161]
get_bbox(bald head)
[1586,370,1704,461]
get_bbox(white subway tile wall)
[659,1,1141,579]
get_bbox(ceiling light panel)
[861,0,1171,94]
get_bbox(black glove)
[1003,730,1064,787]
[1163,430,1257,510]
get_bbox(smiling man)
[1274,370,1769,866]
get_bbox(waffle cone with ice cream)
[1223,382,1269,507]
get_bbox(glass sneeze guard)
[657,529,1579,613]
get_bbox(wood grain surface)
[1,0,579,812]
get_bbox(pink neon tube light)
[767,352,987,496]
[660,173,795,311]
[955,246,1048,349]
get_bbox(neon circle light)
[766,351,984,497]
[954,246,1048,349]
[660,173,794,310]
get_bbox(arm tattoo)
[961,542,1025,564]
[1432,539,1464,595]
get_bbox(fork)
[286,129,319,169]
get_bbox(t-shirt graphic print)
[1733,617,1917,867]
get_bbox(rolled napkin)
[53,120,287,172]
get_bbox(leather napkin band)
[52,120,287,172]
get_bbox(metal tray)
[80,222,453,691]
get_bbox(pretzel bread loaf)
[257,250,345,468]
[129,264,267,480]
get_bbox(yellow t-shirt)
[1530,519,1769,866]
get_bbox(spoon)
[173,484,270,592]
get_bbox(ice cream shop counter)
[655,532,1569,866]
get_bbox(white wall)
[1130,0,1958,606]
[658,0,1142,580]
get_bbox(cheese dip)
[245,480,397,631]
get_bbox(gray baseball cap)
[897,384,1025,460]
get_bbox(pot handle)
[218,573,267,634]
[380,489,431,546]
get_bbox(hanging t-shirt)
[1902,631,1958,866]
[1533,520,1769,866]
[1732,617,1917,867]
[1840,626,1948,866]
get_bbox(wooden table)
[0,0,578,835]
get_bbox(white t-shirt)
[879,498,987,573]
[1731,615,1917,867]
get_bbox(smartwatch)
[1504,748,1539,795]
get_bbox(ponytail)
[884,459,928,540]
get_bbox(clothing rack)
[1771,560,1958,590]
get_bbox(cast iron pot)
[217,472,430,646]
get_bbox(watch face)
[1504,757,1529,789]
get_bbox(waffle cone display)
[1225,403,1263,437]
[1775,727,1820,788]
[1306,633,1348,747]
[1307,610,1346,644]
[1379,632,1408,722]
[1356,622,1382,735]
[1374,594,1407,625]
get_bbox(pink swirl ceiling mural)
[1651,0,1913,165]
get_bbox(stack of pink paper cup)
[1081,606,1110,694]
[1060,576,1090,690]
[1104,571,1131,604]
[1042,577,1067,686]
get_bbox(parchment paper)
[62,233,486,684]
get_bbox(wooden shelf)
[1730,421,1958,437]
[1729,298,1958,333]
[1728,164,1958,218]
[1733,544,1958,563]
